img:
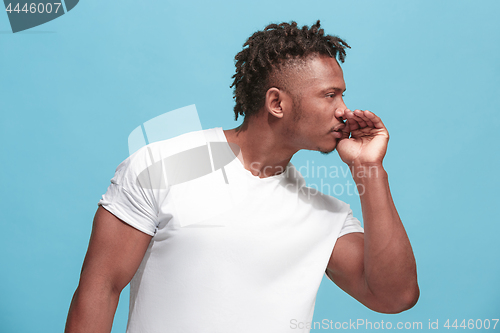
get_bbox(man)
[65,21,418,333]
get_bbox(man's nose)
[335,99,348,122]
[339,98,347,110]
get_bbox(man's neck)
[223,116,298,179]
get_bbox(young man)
[65,21,418,333]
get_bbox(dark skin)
[65,54,418,333]
[65,207,152,333]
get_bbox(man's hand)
[334,109,389,167]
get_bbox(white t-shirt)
[98,127,363,333]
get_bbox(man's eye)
[327,93,345,98]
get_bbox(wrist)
[350,162,387,184]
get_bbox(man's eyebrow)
[321,87,346,93]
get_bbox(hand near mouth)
[334,108,390,167]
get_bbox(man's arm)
[326,109,419,313]
[65,206,152,333]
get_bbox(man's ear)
[265,87,292,119]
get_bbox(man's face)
[283,55,347,154]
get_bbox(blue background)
[1,0,499,332]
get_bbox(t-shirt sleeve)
[98,146,161,236]
[325,208,364,282]
[338,209,364,238]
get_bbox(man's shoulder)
[112,128,223,183]
[143,127,223,156]
[131,126,223,163]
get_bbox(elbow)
[364,277,420,314]
[380,283,420,314]
[394,285,419,313]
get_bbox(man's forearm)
[65,281,120,333]
[352,163,419,310]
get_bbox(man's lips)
[332,123,346,132]
[330,123,346,139]
[331,131,343,139]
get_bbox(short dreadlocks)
[230,20,350,121]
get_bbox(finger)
[347,110,367,129]
[364,110,386,129]
[344,110,360,131]
[351,110,368,128]
[341,119,350,139]
[354,110,375,128]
